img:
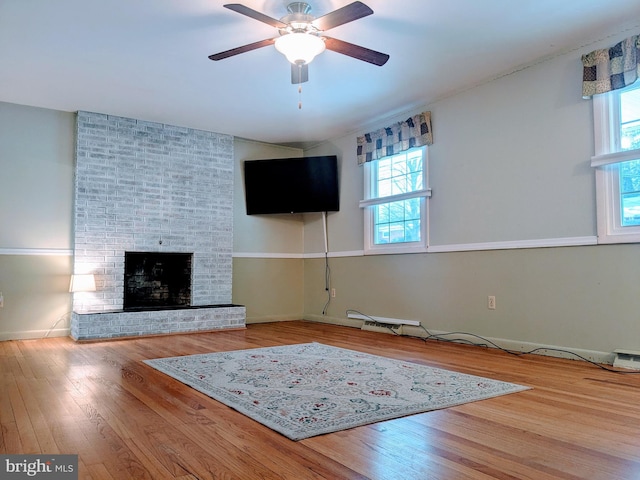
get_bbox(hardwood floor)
[1,320,639,479]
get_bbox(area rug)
[144,342,529,441]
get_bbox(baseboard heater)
[347,313,420,336]
[613,349,640,370]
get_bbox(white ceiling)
[2,1,640,148]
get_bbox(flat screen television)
[244,155,339,215]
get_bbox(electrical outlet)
[488,295,496,310]
[0,291,3,308]
[331,288,336,298]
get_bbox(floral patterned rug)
[144,342,529,441]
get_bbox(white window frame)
[360,147,430,255]
[592,83,640,244]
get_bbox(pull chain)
[298,85,302,110]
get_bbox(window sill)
[596,233,640,244]
[364,243,428,255]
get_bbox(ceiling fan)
[208,2,389,84]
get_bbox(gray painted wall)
[0,104,74,339]
[301,28,640,360]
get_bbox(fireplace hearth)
[124,252,192,310]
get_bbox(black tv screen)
[244,155,339,215]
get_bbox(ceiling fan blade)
[312,1,373,31]
[323,37,389,66]
[223,4,287,28]
[208,38,276,61]
[291,64,309,84]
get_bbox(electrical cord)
[44,311,72,338]
[321,250,331,315]
[321,211,331,316]
[345,309,640,374]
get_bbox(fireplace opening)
[124,252,192,310]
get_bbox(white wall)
[428,54,595,245]
[0,103,75,249]
[0,103,74,340]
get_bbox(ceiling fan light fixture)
[275,32,325,65]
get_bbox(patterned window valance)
[356,111,433,165]
[582,34,640,98]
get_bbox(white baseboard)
[305,313,362,329]
[245,314,304,324]
[304,314,613,365]
[0,328,70,341]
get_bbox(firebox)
[123,252,193,310]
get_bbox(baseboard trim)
[246,314,304,324]
[0,328,71,341]
[304,314,362,329]
[304,314,613,365]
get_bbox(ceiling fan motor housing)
[279,2,318,35]
[286,2,312,15]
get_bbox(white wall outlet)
[331,288,336,298]
[0,291,4,308]
[488,295,496,310]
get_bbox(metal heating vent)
[613,349,640,370]
[361,321,403,335]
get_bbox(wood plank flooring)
[1,320,639,479]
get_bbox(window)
[592,82,640,243]
[360,147,430,254]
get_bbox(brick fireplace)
[70,111,245,340]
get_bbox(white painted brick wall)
[71,305,246,340]
[71,111,244,338]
